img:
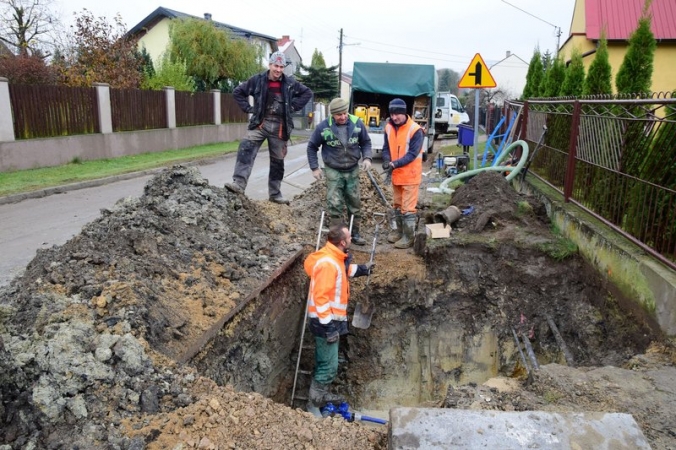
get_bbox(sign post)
[458,53,497,170]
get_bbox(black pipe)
[511,327,530,376]
[520,330,540,371]
[546,316,575,366]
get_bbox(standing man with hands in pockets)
[225,51,313,205]
[306,97,372,245]
[381,98,425,249]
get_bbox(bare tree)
[0,0,59,57]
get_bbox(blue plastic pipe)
[352,412,388,425]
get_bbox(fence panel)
[510,95,676,267]
[221,93,248,123]
[9,84,99,139]
[111,88,166,132]
[175,91,213,127]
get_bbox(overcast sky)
[55,0,576,74]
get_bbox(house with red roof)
[559,0,676,94]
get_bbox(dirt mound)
[0,165,674,449]
[0,166,385,449]
[449,171,549,233]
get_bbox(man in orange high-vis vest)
[303,223,374,410]
[381,98,425,249]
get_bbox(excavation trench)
[188,238,656,413]
[2,166,671,449]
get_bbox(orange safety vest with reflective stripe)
[304,242,351,325]
[385,118,423,185]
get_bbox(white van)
[434,92,469,139]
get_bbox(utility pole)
[337,29,360,97]
[338,28,343,95]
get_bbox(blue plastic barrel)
[458,124,474,147]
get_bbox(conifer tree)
[559,48,585,97]
[543,56,565,97]
[522,49,543,99]
[615,0,656,94]
[298,49,338,101]
[583,30,612,96]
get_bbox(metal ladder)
[289,212,355,409]
[290,211,327,408]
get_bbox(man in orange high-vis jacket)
[381,98,425,249]
[303,223,374,410]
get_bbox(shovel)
[366,169,396,231]
[352,213,384,329]
[520,124,547,182]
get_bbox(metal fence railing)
[505,93,676,269]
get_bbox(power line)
[500,0,561,54]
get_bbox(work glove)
[326,329,340,344]
[382,161,391,171]
[354,262,374,277]
[361,159,372,171]
[312,168,323,181]
[323,322,339,343]
[344,252,353,272]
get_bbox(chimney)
[506,50,511,58]
[204,13,212,20]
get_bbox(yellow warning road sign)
[458,53,497,88]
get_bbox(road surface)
[0,141,317,288]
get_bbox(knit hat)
[269,51,287,66]
[389,98,407,115]
[329,98,349,115]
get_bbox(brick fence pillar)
[164,87,176,129]
[0,77,15,142]
[93,82,112,134]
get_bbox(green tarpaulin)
[351,62,436,97]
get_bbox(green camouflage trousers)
[324,166,361,224]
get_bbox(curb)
[0,137,311,206]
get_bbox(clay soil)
[1,163,675,450]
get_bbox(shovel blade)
[352,302,375,329]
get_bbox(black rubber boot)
[394,213,416,249]
[308,379,344,408]
[387,211,403,243]
[351,222,367,246]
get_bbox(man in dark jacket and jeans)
[306,98,372,244]
[225,51,313,204]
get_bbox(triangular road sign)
[458,53,497,88]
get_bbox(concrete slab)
[389,408,651,449]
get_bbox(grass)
[0,141,240,198]
[538,223,579,261]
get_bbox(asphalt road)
[0,134,460,288]
[0,140,319,288]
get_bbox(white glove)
[361,159,372,171]
[312,169,323,180]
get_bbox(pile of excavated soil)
[1,165,675,449]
